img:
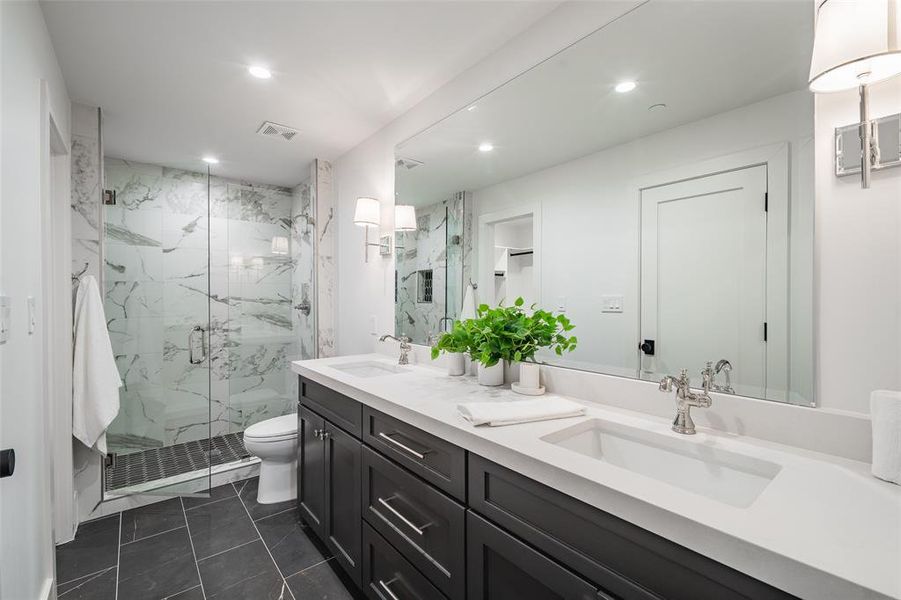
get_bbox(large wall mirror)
[394,0,815,406]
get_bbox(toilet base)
[256,458,297,504]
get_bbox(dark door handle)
[639,339,655,356]
[1,448,15,479]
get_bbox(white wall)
[334,1,645,354]
[815,78,901,413]
[471,91,814,399]
[0,2,71,598]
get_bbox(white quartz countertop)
[292,354,901,600]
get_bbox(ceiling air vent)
[396,157,424,170]
[256,121,300,141]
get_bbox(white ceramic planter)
[477,361,504,386]
[447,352,466,376]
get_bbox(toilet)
[243,414,298,504]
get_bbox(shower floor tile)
[55,478,363,600]
[106,432,251,492]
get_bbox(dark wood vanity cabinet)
[297,392,363,587]
[298,376,798,600]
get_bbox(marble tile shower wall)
[103,158,315,454]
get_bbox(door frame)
[634,143,791,402]
[476,205,541,308]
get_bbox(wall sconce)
[395,205,418,232]
[809,0,901,188]
[354,197,391,262]
[270,236,289,255]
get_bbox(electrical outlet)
[601,295,624,313]
[369,315,378,335]
[27,297,36,334]
[0,296,9,344]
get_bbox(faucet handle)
[659,377,673,392]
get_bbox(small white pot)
[519,362,541,389]
[447,352,465,376]
[477,361,504,386]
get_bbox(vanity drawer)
[363,446,465,600]
[300,377,362,438]
[469,455,796,600]
[362,522,447,600]
[363,407,466,501]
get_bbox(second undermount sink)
[331,360,407,378]
[541,419,781,508]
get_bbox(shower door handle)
[188,326,206,365]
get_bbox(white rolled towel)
[871,389,901,485]
[458,397,585,427]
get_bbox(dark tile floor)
[55,478,364,600]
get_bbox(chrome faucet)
[659,369,712,435]
[702,359,735,394]
[379,334,412,365]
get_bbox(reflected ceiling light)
[202,156,219,164]
[615,81,637,93]
[478,142,494,152]
[248,65,272,79]
[809,0,901,188]
[395,205,417,232]
[467,105,477,111]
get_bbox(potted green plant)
[431,298,577,388]
[430,321,471,376]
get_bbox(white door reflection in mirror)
[640,166,768,398]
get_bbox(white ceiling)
[396,0,814,206]
[41,1,560,187]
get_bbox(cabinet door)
[325,421,363,587]
[298,407,326,537]
[467,511,600,600]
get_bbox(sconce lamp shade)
[354,197,380,228]
[809,0,901,92]
[395,205,417,232]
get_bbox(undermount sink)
[331,361,407,378]
[541,419,781,508]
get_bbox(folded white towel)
[458,397,585,427]
[73,276,122,455]
[871,389,901,485]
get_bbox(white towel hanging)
[73,275,122,455]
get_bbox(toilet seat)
[244,414,297,442]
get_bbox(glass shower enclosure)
[101,158,316,498]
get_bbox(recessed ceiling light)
[202,156,219,164]
[478,142,494,152]
[648,103,667,111]
[615,81,637,93]
[248,65,272,79]
[467,105,477,111]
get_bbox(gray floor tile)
[185,495,259,559]
[237,477,296,521]
[56,514,120,585]
[120,498,186,544]
[285,559,360,600]
[256,509,330,577]
[197,539,288,600]
[165,584,205,599]
[117,527,200,600]
[57,566,117,599]
[182,482,238,510]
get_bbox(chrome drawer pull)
[378,432,429,460]
[377,495,431,536]
[378,578,402,600]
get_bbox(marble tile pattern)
[313,159,337,357]
[395,198,452,345]
[102,158,314,454]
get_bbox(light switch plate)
[0,296,10,344]
[601,295,624,313]
[556,296,567,312]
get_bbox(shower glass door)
[102,159,213,498]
